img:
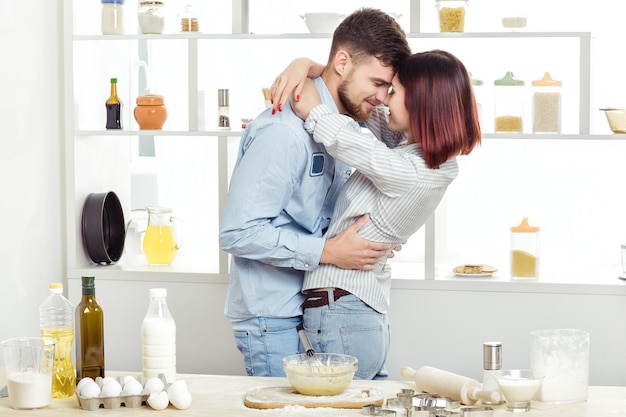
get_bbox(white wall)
[0,1,65,343]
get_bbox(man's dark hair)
[329,8,410,70]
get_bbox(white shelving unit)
[63,0,608,283]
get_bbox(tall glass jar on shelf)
[494,71,525,133]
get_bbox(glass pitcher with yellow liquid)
[142,207,182,266]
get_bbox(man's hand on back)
[320,214,391,270]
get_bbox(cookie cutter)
[362,403,383,415]
[460,406,494,417]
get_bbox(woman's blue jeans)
[302,293,390,380]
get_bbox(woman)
[273,50,481,379]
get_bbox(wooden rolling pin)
[401,366,502,405]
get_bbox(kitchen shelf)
[74,130,245,137]
[73,31,589,41]
[73,131,625,140]
[63,0,605,285]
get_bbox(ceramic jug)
[142,207,182,266]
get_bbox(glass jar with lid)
[178,4,199,32]
[494,71,525,133]
[435,0,468,32]
[471,73,485,129]
[510,217,540,280]
[138,1,165,34]
[101,0,125,35]
[532,72,562,133]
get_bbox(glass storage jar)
[471,73,485,129]
[138,1,165,34]
[101,0,125,35]
[494,71,525,133]
[532,72,562,133]
[510,217,540,279]
[178,4,199,32]
[436,0,468,32]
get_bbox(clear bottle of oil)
[39,282,76,398]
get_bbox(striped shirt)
[302,104,459,314]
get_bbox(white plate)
[454,272,494,278]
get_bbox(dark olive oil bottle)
[75,276,105,382]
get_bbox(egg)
[76,377,95,395]
[167,380,192,410]
[121,378,143,396]
[143,377,165,394]
[166,380,187,397]
[80,380,101,399]
[147,391,169,410]
[100,379,123,397]
[122,375,136,386]
[170,391,192,410]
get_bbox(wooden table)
[1,369,625,416]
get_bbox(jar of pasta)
[435,0,468,32]
[532,72,562,133]
[510,217,540,280]
[494,71,525,133]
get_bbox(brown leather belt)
[303,288,351,310]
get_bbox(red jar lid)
[136,94,164,105]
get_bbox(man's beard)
[337,80,373,122]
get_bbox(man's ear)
[332,50,352,77]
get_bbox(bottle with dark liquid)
[75,276,105,382]
[105,77,122,129]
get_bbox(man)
[219,8,410,377]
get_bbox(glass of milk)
[1,337,56,409]
[494,369,543,413]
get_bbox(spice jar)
[101,0,125,35]
[510,217,540,279]
[532,72,562,133]
[494,71,525,133]
[436,0,468,32]
[134,94,168,130]
[217,89,230,130]
[138,1,165,34]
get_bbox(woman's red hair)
[398,50,481,169]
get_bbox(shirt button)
[304,263,310,268]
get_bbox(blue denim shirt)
[220,78,351,321]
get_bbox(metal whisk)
[296,323,323,366]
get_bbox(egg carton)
[76,392,149,411]
[75,374,168,411]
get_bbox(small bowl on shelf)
[299,13,345,33]
[282,353,357,396]
[600,108,626,133]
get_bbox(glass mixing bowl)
[282,353,357,396]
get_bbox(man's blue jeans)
[231,316,301,377]
[302,293,390,380]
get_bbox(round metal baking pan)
[82,191,126,264]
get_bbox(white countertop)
[1,370,626,416]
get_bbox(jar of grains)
[532,72,562,133]
[494,71,525,133]
[435,0,468,32]
[510,217,540,280]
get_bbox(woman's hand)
[291,78,321,121]
[270,57,323,114]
